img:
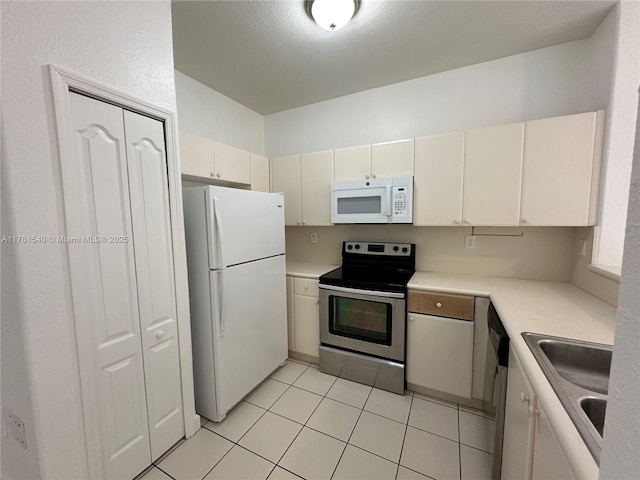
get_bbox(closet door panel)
[69,92,151,479]
[124,110,185,460]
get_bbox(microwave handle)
[385,185,392,216]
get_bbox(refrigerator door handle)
[212,197,226,269]
[217,270,225,337]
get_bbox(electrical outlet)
[310,232,318,244]
[6,409,26,449]
[465,235,476,250]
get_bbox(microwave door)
[332,187,388,223]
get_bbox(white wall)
[1,2,177,478]
[599,86,640,480]
[175,70,265,155]
[286,226,574,282]
[594,1,640,268]
[264,29,613,157]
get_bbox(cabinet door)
[179,131,215,178]
[250,153,270,192]
[214,142,251,184]
[271,154,302,226]
[414,132,464,226]
[521,112,600,226]
[502,349,536,480]
[406,313,473,398]
[463,123,524,226]
[124,110,185,461]
[293,294,320,358]
[301,150,333,226]
[371,139,414,179]
[531,402,576,480]
[334,144,371,181]
[286,276,295,351]
[69,93,152,479]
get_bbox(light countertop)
[286,261,339,279]
[409,271,616,479]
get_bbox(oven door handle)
[319,284,405,299]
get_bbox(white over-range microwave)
[331,176,413,224]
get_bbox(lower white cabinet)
[406,313,474,398]
[285,276,320,360]
[502,349,575,480]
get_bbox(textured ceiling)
[171,1,615,115]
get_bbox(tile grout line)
[152,464,178,480]
[458,403,463,480]
[395,393,414,480]
[329,384,376,480]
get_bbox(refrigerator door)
[210,254,288,418]
[206,186,285,269]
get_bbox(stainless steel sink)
[522,333,612,465]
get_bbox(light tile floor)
[142,360,494,480]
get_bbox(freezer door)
[210,255,288,418]
[206,186,285,269]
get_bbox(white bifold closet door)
[68,92,183,480]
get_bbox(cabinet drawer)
[408,291,474,320]
[294,277,319,297]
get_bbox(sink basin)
[522,333,612,465]
[580,397,607,437]
[538,340,611,394]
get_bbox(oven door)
[319,285,406,362]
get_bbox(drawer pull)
[435,302,443,308]
[304,285,309,289]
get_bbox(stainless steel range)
[318,241,415,395]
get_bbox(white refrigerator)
[183,186,288,422]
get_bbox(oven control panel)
[344,241,413,256]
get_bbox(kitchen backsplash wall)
[571,227,619,306]
[285,226,574,282]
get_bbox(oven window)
[329,296,392,345]
[337,196,381,214]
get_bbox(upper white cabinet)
[334,139,414,181]
[371,139,415,178]
[271,154,302,226]
[521,111,604,226]
[180,131,214,179]
[414,132,465,226]
[300,150,333,226]
[214,142,251,184]
[179,131,251,185]
[334,145,371,181]
[250,153,270,192]
[271,151,333,226]
[463,122,524,226]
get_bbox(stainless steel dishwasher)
[483,302,510,480]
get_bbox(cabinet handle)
[216,172,221,178]
[463,220,470,225]
[409,316,415,321]
[156,330,165,339]
[365,174,370,179]
[315,299,319,305]
[210,172,215,178]
[302,220,306,225]
[304,285,309,289]
[522,219,528,224]
[297,220,301,225]
[453,220,460,225]
[520,392,531,404]
[435,302,443,308]
[372,174,376,179]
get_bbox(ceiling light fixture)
[305,0,360,32]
